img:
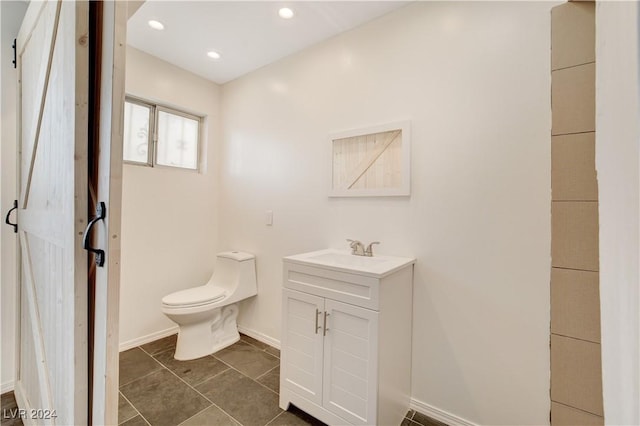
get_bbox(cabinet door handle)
[323,311,330,336]
[315,309,322,334]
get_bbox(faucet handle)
[365,241,380,257]
[346,239,365,255]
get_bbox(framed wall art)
[329,120,411,197]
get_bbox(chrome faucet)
[347,239,380,257]
[347,239,365,256]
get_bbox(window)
[123,96,202,170]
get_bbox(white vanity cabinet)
[279,249,415,426]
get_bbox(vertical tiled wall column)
[550,2,604,425]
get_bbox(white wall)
[0,0,28,393]
[595,2,640,424]
[119,47,221,348]
[220,3,553,425]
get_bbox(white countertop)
[283,248,416,278]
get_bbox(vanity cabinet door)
[322,299,379,425]
[281,289,325,405]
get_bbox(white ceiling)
[127,1,410,84]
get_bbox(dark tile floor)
[118,333,323,426]
[1,391,23,426]
[0,333,445,426]
[120,333,446,426]
[402,409,448,426]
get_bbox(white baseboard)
[1,380,14,394]
[119,326,179,352]
[237,325,280,349]
[410,398,478,426]
[119,325,278,353]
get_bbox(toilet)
[161,251,257,360]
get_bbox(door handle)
[83,201,106,267]
[323,311,330,336]
[315,309,322,334]
[4,200,17,233]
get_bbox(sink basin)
[284,249,415,278]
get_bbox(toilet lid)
[162,285,227,308]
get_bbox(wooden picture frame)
[329,120,411,197]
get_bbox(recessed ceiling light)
[278,7,294,19]
[148,20,165,30]
[207,50,221,60]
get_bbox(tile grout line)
[551,130,597,137]
[551,129,596,137]
[240,335,280,359]
[134,338,282,425]
[254,363,279,381]
[551,130,596,138]
[189,361,282,423]
[264,411,286,426]
[138,345,245,426]
[154,358,229,423]
[175,405,219,426]
[159,366,241,424]
[218,362,281,397]
[240,341,280,362]
[551,60,596,73]
[119,348,168,388]
[118,390,144,425]
[550,332,601,345]
[551,266,599,273]
[551,400,604,418]
[551,200,598,203]
[210,343,280,396]
[119,368,163,388]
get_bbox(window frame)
[124,95,203,171]
[123,96,154,167]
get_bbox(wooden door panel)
[18,2,59,196]
[23,231,71,419]
[89,2,126,423]
[17,278,46,413]
[15,1,89,425]
[19,1,61,206]
[25,56,68,213]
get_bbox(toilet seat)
[162,285,227,308]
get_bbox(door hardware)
[323,311,330,336]
[4,200,17,233]
[82,201,106,267]
[315,309,322,334]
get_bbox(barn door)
[88,2,126,424]
[13,0,123,424]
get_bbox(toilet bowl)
[161,251,257,360]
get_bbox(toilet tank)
[210,251,257,302]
